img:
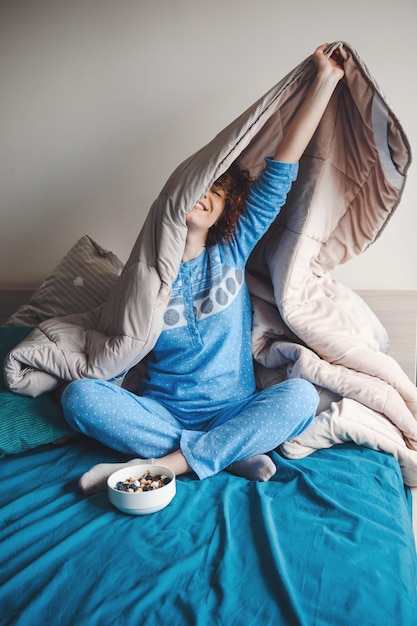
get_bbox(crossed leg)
[62,377,318,493]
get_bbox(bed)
[2,42,417,624]
[1,289,417,625]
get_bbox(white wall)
[1,0,416,289]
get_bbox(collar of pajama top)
[139,159,299,421]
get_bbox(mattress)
[1,435,416,625]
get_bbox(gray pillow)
[5,235,124,326]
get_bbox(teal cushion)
[0,327,73,458]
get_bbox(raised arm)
[274,43,345,163]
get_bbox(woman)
[62,44,345,494]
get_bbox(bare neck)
[182,230,207,262]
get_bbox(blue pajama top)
[139,159,299,423]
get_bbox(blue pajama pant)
[62,378,318,479]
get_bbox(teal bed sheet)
[1,436,416,625]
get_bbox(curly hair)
[205,162,252,247]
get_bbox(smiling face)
[185,163,251,250]
[186,183,227,233]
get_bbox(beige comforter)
[4,43,417,484]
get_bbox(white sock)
[80,454,277,493]
[227,454,276,482]
[79,458,151,495]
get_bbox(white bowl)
[107,464,176,515]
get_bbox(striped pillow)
[5,235,124,326]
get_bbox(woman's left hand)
[312,43,346,81]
